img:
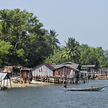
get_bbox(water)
[0,80,108,108]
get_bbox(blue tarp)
[0,73,7,81]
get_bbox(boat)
[66,86,107,91]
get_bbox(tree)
[45,30,60,55]
[95,47,105,68]
[62,37,80,63]
[0,41,12,66]
[104,50,108,67]
[79,45,105,68]
[0,9,53,67]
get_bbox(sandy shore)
[7,80,55,89]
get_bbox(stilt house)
[32,62,80,82]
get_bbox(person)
[64,80,67,88]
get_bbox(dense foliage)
[0,9,108,68]
[0,9,59,67]
[46,37,108,68]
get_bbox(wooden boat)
[66,86,106,91]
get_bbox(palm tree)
[45,30,60,55]
[49,30,60,49]
[62,37,80,63]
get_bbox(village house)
[80,65,96,81]
[0,66,13,89]
[81,65,96,72]
[20,67,33,83]
[32,62,80,84]
[32,64,54,79]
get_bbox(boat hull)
[67,86,104,91]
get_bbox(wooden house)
[80,65,96,80]
[20,67,32,83]
[81,65,95,72]
[32,62,80,83]
[1,66,20,76]
[52,64,79,78]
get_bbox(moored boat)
[66,86,106,91]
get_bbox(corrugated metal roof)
[44,64,55,71]
[52,64,64,69]
[52,64,79,71]
[81,65,95,68]
[34,62,79,72]
[63,62,79,69]
[0,73,7,81]
[20,67,32,71]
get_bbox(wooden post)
[28,70,30,84]
[3,80,5,87]
[6,79,8,87]
[1,80,3,88]
[9,78,12,88]
[20,69,22,84]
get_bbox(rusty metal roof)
[44,64,55,71]
[81,65,95,68]
[34,62,79,72]
[52,64,79,71]
[63,62,79,69]
[51,62,79,71]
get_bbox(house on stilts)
[32,62,80,84]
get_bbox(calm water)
[0,80,108,108]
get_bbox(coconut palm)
[62,37,80,63]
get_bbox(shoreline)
[7,80,55,89]
[4,78,108,89]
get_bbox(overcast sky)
[0,0,108,50]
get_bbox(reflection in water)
[0,80,108,108]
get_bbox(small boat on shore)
[66,85,107,91]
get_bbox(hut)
[81,65,95,72]
[52,63,79,84]
[32,62,80,83]
[32,64,54,81]
[0,72,12,89]
[80,65,96,79]
[2,66,13,77]
[0,66,13,89]
[20,67,32,83]
[52,64,79,78]
[3,66,21,77]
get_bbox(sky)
[0,0,108,50]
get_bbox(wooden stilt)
[6,79,8,87]
[1,80,3,88]
[9,78,12,88]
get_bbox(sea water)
[0,80,108,108]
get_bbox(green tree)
[95,47,105,68]
[0,41,12,66]
[46,30,60,55]
[79,45,105,68]
[104,50,108,67]
[0,9,53,67]
[62,37,80,63]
